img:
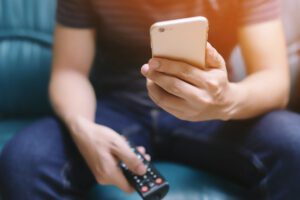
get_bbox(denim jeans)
[1,94,300,200]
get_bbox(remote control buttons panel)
[132,166,166,194]
[120,146,169,200]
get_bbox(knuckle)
[202,96,213,106]
[220,58,226,67]
[131,157,143,168]
[101,167,113,179]
[109,139,124,153]
[206,79,220,91]
[207,46,213,55]
[146,80,153,90]
[180,65,193,78]
[150,91,164,106]
[167,81,181,94]
[214,89,227,105]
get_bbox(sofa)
[5,0,300,199]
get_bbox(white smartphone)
[150,16,209,68]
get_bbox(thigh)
[156,110,300,188]
[0,117,89,200]
[0,99,150,200]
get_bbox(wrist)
[222,82,245,120]
[67,115,95,137]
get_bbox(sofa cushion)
[0,119,34,151]
[0,0,56,117]
[89,163,247,200]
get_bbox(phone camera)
[159,27,165,33]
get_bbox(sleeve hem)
[56,18,96,29]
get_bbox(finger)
[144,154,151,162]
[205,43,226,69]
[146,59,207,88]
[147,79,187,109]
[146,70,205,102]
[137,147,151,162]
[103,154,134,193]
[137,146,146,155]
[110,137,147,176]
[147,80,195,117]
[147,80,212,121]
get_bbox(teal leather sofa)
[0,0,246,199]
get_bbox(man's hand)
[71,117,150,193]
[141,43,237,121]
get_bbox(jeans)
[1,94,300,200]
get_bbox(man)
[1,0,300,199]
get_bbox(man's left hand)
[141,43,237,121]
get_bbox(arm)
[50,25,147,192]
[232,19,289,118]
[141,19,289,121]
[50,24,97,128]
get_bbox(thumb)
[205,43,226,69]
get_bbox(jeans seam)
[239,148,270,199]
[61,161,72,190]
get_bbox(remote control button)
[155,178,163,185]
[121,163,128,169]
[149,182,155,188]
[143,175,148,179]
[141,186,149,193]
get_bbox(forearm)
[49,69,97,132]
[228,68,289,120]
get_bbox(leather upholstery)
[89,163,246,200]
[0,0,56,117]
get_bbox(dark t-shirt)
[56,0,279,99]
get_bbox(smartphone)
[150,16,209,68]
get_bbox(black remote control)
[120,145,169,200]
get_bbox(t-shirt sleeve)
[56,0,96,28]
[238,0,280,25]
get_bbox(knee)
[0,117,64,186]
[254,110,300,158]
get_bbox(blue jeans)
[1,95,300,200]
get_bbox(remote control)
[120,145,169,200]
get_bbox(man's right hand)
[70,116,149,193]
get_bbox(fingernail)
[149,59,160,69]
[136,164,146,175]
[141,64,149,75]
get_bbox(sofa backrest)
[0,0,57,118]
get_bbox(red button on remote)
[155,178,163,185]
[141,186,149,193]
